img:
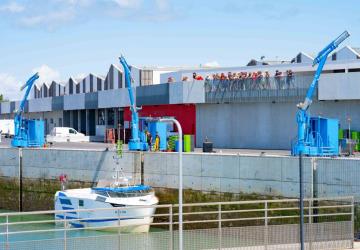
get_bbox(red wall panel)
[124,104,196,135]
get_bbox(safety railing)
[0,196,354,250]
[205,75,316,103]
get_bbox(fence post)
[351,197,355,249]
[308,199,312,250]
[118,208,121,250]
[264,201,268,250]
[169,205,173,250]
[218,203,222,250]
[64,213,67,250]
[6,215,9,250]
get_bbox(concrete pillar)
[114,108,118,129]
[105,109,108,127]
[70,111,74,128]
[78,110,81,132]
[95,109,98,125]
[86,109,90,135]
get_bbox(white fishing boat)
[54,175,159,232]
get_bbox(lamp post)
[158,118,183,250]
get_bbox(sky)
[0,0,359,100]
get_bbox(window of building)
[333,69,345,73]
[349,68,360,72]
[332,53,337,61]
[69,81,73,94]
[140,70,153,86]
[79,200,84,207]
[83,80,86,93]
[97,78,102,91]
[59,118,63,127]
[90,76,93,92]
[104,77,108,90]
[107,109,114,126]
[98,109,105,125]
[109,70,114,89]
[76,83,80,94]
[118,72,122,88]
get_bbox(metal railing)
[205,75,316,103]
[0,196,354,250]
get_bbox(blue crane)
[12,73,45,147]
[292,31,350,156]
[119,56,148,151]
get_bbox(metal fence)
[205,75,317,103]
[0,196,354,250]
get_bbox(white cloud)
[155,0,169,11]
[112,0,142,8]
[32,65,61,87]
[202,61,220,68]
[20,10,76,28]
[0,73,22,100]
[0,1,25,13]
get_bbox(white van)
[46,127,89,143]
[0,119,14,137]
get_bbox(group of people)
[145,130,161,151]
[167,69,295,90]
[204,70,295,90]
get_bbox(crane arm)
[119,55,140,143]
[119,56,137,114]
[17,73,39,117]
[297,31,350,111]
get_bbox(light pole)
[158,118,183,250]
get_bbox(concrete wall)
[144,152,360,200]
[21,149,141,183]
[196,101,360,149]
[98,88,131,108]
[64,94,85,110]
[144,152,312,198]
[319,72,360,100]
[0,102,10,114]
[169,81,205,104]
[28,98,52,112]
[0,148,360,200]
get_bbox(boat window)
[107,191,127,198]
[79,200,84,207]
[107,188,154,198]
[94,190,109,197]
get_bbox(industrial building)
[1,46,360,149]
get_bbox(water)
[0,210,180,250]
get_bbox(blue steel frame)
[12,73,45,147]
[293,31,350,156]
[119,56,148,151]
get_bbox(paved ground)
[2,136,360,158]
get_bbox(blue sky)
[0,0,359,99]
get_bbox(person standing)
[154,132,160,151]
[146,131,152,151]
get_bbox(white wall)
[28,98,52,112]
[319,72,360,100]
[336,46,359,61]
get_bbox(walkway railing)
[205,75,316,103]
[0,196,354,250]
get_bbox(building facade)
[2,47,360,149]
